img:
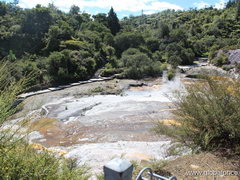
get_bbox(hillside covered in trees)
[0,0,240,88]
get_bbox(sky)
[3,0,227,18]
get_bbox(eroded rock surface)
[18,76,191,172]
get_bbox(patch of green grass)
[91,87,105,93]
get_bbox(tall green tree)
[114,32,144,57]
[0,2,7,16]
[11,0,19,6]
[236,0,240,21]
[22,5,53,36]
[93,13,108,27]
[107,7,120,35]
[69,5,80,15]
[226,0,235,8]
[158,22,170,39]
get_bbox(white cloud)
[193,0,226,10]
[18,0,183,13]
[194,1,210,9]
[144,10,158,15]
[144,1,183,11]
[214,0,226,9]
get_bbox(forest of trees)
[0,0,240,88]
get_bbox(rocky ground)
[12,75,194,174]
[155,153,240,180]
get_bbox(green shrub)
[153,51,165,63]
[208,51,216,61]
[167,55,182,68]
[47,50,96,84]
[121,49,163,79]
[221,45,240,51]
[167,68,175,80]
[155,76,240,154]
[101,68,123,77]
[222,65,234,71]
[160,63,168,71]
[91,86,104,93]
[0,142,89,180]
[211,54,229,66]
[114,32,144,57]
[60,40,93,51]
[236,64,240,73]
